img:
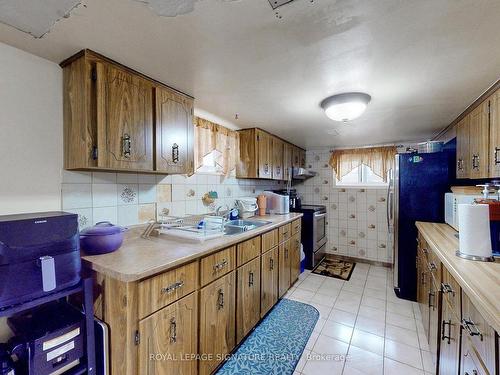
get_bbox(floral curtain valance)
[194,117,240,175]
[329,146,397,182]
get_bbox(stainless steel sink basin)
[224,219,271,236]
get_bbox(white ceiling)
[0,0,499,149]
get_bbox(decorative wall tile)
[138,203,156,223]
[66,208,92,230]
[118,184,138,205]
[157,184,172,203]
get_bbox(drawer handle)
[161,281,184,294]
[495,147,500,165]
[441,283,455,296]
[441,319,452,344]
[217,289,224,310]
[462,319,483,341]
[249,271,254,287]
[213,259,228,272]
[428,262,437,272]
[270,258,274,270]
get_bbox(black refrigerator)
[392,151,452,301]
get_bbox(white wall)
[0,42,63,215]
[0,42,63,341]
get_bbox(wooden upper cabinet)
[96,62,154,171]
[138,293,198,375]
[283,143,293,181]
[155,87,194,174]
[236,127,302,180]
[257,130,272,179]
[61,49,194,173]
[489,89,500,177]
[468,101,490,179]
[456,116,470,179]
[292,146,301,168]
[272,137,284,180]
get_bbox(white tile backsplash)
[295,150,393,263]
[62,170,282,228]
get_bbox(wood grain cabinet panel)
[200,246,235,287]
[138,261,198,319]
[283,143,293,181]
[257,130,272,179]
[272,137,284,180]
[155,87,194,174]
[237,236,261,267]
[456,116,471,179]
[261,229,279,254]
[138,293,198,375]
[261,247,279,317]
[291,219,301,236]
[278,240,291,298]
[468,101,490,179]
[461,336,489,375]
[279,223,291,243]
[290,233,301,285]
[96,62,154,171]
[199,272,236,375]
[236,257,261,343]
[489,89,500,177]
[292,146,301,169]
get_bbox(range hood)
[292,167,317,180]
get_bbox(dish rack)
[156,214,225,242]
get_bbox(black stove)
[292,204,327,269]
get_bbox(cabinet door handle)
[441,319,452,344]
[472,154,480,170]
[169,317,177,343]
[428,291,435,309]
[270,258,274,270]
[161,281,184,294]
[457,159,463,171]
[421,271,426,285]
[428,262,437,272]
[441,283,455,296]
[462,318,483,341]
[264,163,269,174]
[213,259,228,272]
[217,289,224,310]
[172,143,179,163]
[122,134,131,158]
[495,148,500,165]
[249,271,254,287]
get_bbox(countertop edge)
[82,214,303,283]
[416,221,500,333]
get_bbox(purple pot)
[80,221,127,255]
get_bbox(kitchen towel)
[458,203,492,258]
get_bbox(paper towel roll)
[458,204,492,258]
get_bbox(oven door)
[313,211,327,251]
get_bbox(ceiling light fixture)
[320,92,371,122]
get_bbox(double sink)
[223,219,272,236]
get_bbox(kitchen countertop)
[82,213,303,283]
[416,221,500,333]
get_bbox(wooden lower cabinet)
[439,298,461,375]
[278,240,291,298]
[199,272,236,375]
[461,337,488,375]
[138,293,198,375]
[290,233,301,284]
[236,257,261,343]
[261,247,279,317]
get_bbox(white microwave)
[444,193,487,230]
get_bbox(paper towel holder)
[455,250,495,262]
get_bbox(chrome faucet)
[216,204,230,219]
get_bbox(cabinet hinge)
[91,67,97,82]
[134,330,140,345]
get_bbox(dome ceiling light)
[320,92,371,122]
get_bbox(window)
[335,164,386,186]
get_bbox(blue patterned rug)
[216,298,319,375]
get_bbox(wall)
[0,42,63,341]
[294,150,393,264]
[61,170,282,230]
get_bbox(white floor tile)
[384,358,425,375]
[328,309,357,327]
[385,324,420,348]
[358,305,386,322]
[350,329,385,356]
[302,353,345,375]
[386,312,417,331]
[354,315,386,336]
[321,321,354,344]
[312,335,350,356]
[384,338,423,369]
[420,350,435,374]
[345,345,384,375]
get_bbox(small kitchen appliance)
[263,192,289,215]
[0,212,81,310]
[8,301,85,375]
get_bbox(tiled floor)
[286,263,435,375]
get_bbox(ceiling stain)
[133,0,240,17]
[0,0,82,38]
